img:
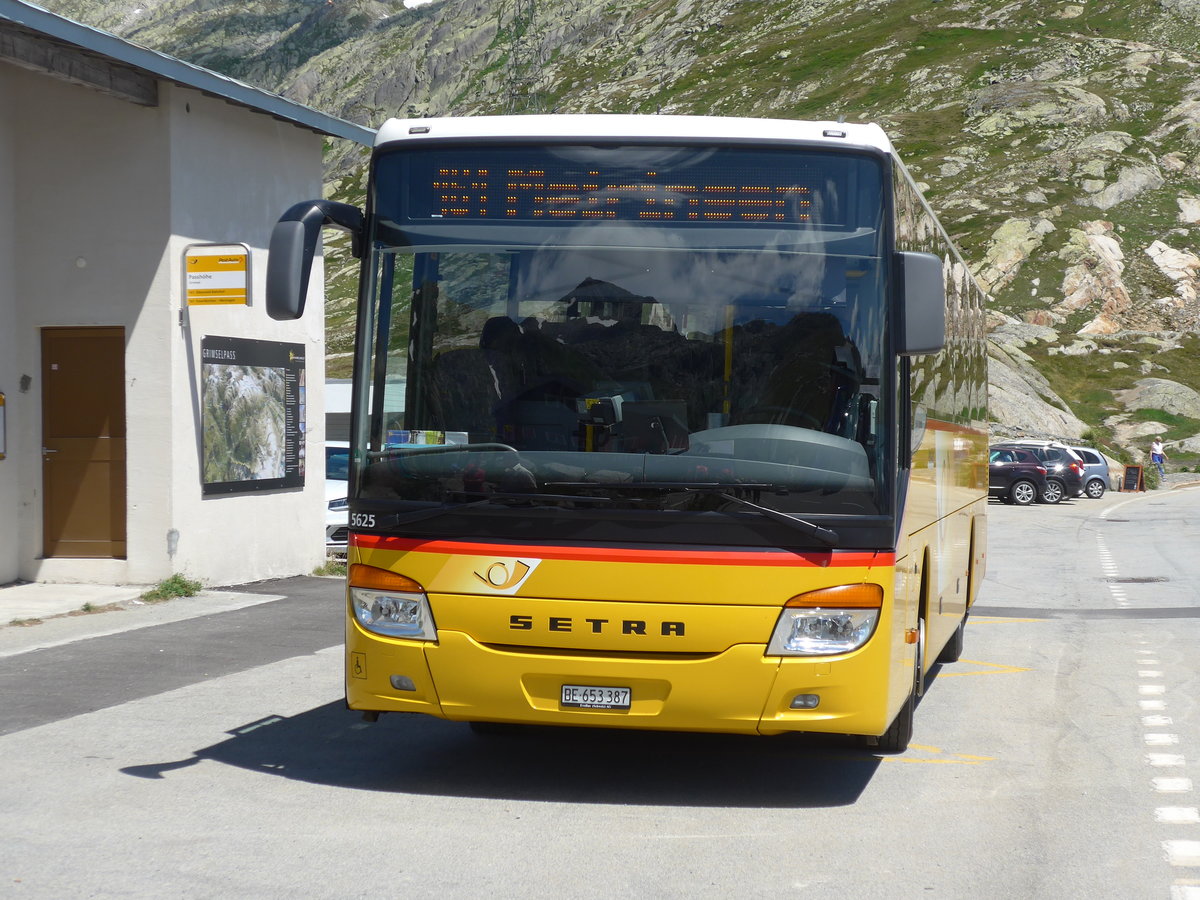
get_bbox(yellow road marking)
[939,658,1031,677]
[884,743,997,765]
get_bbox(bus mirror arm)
[266,200,364,321]
[895,251,946,357]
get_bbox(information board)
[200,336,305,495]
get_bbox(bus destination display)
[413,161,820,224]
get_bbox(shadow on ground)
[121,700,888,808]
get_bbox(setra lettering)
[508,615,685,637]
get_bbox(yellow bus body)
[344,421,987,740]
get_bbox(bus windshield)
[355,143,892,547]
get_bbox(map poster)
[201,335,306,495]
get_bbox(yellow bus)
[267,115,988,752]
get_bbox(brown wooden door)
[41,327,127,558]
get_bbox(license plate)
[560,684,631,710]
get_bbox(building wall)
[164,84,327,585]
[0,61,329,587]
[5,64,170,585]
[0,74,18,583]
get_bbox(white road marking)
[1164,841,1200,867]
[1142,700,1168,711]
[1147,754,1187,767]
[1147,734,1181,747]
[1154,778,1195,793]
[1157,808,1200,825]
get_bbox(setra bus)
[267,115,988,752]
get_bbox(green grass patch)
[141,574,203,604]
[313,557,348,577]
[1128,409,1200,443]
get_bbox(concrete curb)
[0,582,149,624]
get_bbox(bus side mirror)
[896,251,946,356]
[266,200,364,321]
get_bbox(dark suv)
[991,440,1086,503]
[988,447,1051,506]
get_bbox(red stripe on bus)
[350,533,892,567]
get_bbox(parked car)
[991,439,1086,503]
[326,441,350,554]
[1068,445,1111,499]
[989,447,1051,506]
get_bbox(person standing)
[1150,436,1167,478]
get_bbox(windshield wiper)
[716,492,839,547]
[545,482,839,546]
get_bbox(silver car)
[1069,445,1110,499]
[325,441,350,553]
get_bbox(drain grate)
[1107,576,1168,583]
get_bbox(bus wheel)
[938,613,966,664]
[876,681,915,754]
[876,618,923,754]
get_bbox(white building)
[0,0,373,587]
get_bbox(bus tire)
[876,683,915,754]
[876,617,923,754]
[938,613,966,664]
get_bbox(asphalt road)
[1,488,1198,898]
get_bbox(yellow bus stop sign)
[186,247,249,306]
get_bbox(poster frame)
[200,335,306,496]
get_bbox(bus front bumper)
[346,627,896,737]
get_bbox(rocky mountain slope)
[44,0,1200,462]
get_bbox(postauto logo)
[473,558,540,594]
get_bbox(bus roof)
[374,115,896,156]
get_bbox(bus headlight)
[766,584,883,656]
[348,564,437,641]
